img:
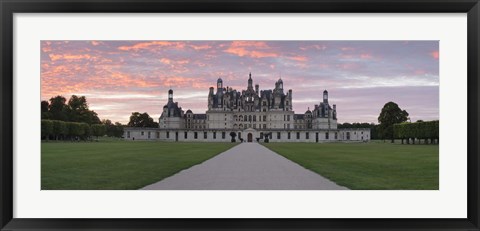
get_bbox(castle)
[124,73,370,142]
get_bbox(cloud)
[118,41,185,51]
[431,51,439,59]
[223,41,279,58]
[48,54,92,61]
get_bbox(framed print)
[1,0,479,230]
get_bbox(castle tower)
[168,89,173,103]
[248,72,253,90]
[323,90,328,104]
[217,78,223,93]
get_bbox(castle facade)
[124,73,370,142]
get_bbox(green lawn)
[42,141,236,190]
[263,142,438,190]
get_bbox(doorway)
[247,133,253,142]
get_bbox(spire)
[168,89,173,102]
[248,72,253,89]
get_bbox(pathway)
[142,142,348,190]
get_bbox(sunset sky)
[41,40,439,124]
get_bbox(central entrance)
[247,133,253,142]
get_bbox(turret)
[255,84,259,95]
[248,72,253,89]
[278,78,283,90]
[168,89,173,103]
[323,90,328,104]
[217,78,223,90]
[333,104,337,119]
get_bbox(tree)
[128,112,158,127]
[91,124,106,140]
[41,100,51,119]
[113,122,124,137]
[378,102,409,143]
[81,123,91,140]
[49,96,68,121]
[52,120,68,140]
[229,131,237,142]
[68,122,85,141]
[67,95,101,124]
[41,120,53,141]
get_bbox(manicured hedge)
[42,119,91,141]
[394,120,439,144]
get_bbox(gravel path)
[142,142,348,190]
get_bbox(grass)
[263,142,439,190]
[42,141,236,190]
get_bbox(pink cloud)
[49,54,92,61]
[118,41,185,51]
[360,53,373,59]
[287,56,308,62]
[190,44,212,50]
[223,41,279,58]
[431,51,439,59]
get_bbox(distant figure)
[133,137,135,141]
[239,138,244,143]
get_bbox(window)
[141,131,144,136]
[306,132,309,139]
[288,132,291,139]
[263,115,267,121]
[325,132,329,140]
[194,132,198,139]
[253,124,256,129]
[277,132,281,139]
[213,132,216,139]
[222,132,226,139]
[184,132,188,139]
[204,132,207,139]
[263,124,266,129]
[335,132,338,140]
[166,132,169,138]
[346,132,350,140]
[361,131,364,134]
[127,131,130,138]
[287,115,290,121]
[253,115,256,121]
[156,132,160,139]
[287,124,290,129]
[296,132,300,139]
[260,133,264,138]
[148,132,151,139]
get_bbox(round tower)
[323,90,328,104]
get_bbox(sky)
[41,40,439,124]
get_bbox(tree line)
[394,120,439,144]
[41,120,106,141]
[41,95,124,140]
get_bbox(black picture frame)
[1,0,479,230]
